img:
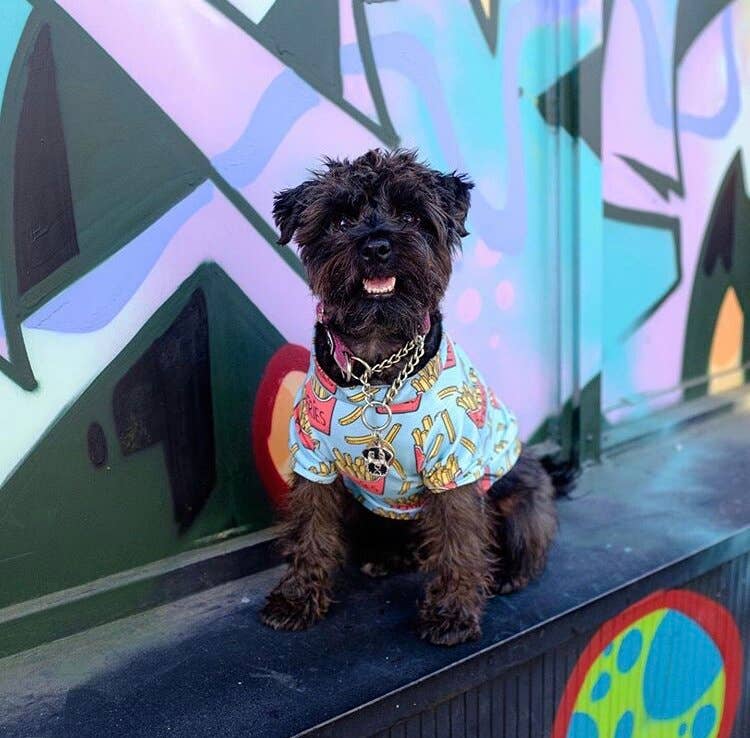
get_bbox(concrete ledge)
[2,406,750,737]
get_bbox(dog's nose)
[361,239,392,263]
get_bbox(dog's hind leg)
[261,475,350,631]
[488,449,558,594]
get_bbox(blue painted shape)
[614,711,634,738]
[617,629,643,674]
[603,216,678,349]
[692,705,717,738]
[591,673,611,702]
[212,71,319,189]
[0,0,30,104]
[567,711,598,738]
[25,182,213,333]
[643,611,722,720]
[679,723,688,736]
[603,643,614,656]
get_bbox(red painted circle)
[552,589,743,738]
[251,343,310,510]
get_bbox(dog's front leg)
[261,475,348,631]
[417,484,493,646]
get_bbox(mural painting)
[0,0,748,610]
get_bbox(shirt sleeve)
[420,378,521,493]
[288,387,338,484]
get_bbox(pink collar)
[316,302,431,380]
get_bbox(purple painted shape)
[26,183,212,333]
[678,9,739,139]
[631,0,739,138]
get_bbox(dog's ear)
[438,172,474,237]
[273,182,312,245]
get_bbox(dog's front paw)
[417,603,482,646]
[260,586,329,631]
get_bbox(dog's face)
[273,149,473,338]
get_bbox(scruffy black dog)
[261,149,568,646]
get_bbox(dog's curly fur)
[261,149,566,645]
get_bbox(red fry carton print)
[304,379,336,435]
[414,444,426,473]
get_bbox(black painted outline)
[0,11,42,390]
[469,0,500,54]
[680,152,750,395]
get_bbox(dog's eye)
[334,216,352,230]
[399,212,416,225]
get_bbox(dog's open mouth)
[363,276,396,296]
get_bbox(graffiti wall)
[0,0,746,608]
[0,0,599,607]
[600,0,750,424]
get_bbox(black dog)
[261,149,567,646]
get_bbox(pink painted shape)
[456,288,482,324]
[55,0,285,157]
[679,11,728,121]
[339,0,358,46]
[343,73,378,120]
[495,280,515,310]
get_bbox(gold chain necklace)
[348,334,426,478]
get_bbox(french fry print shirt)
[288,334,522,520]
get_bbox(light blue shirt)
[289,334,521,519]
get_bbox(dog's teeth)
[363,277,396,294]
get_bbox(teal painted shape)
[0,0,31,348]
[0,0,30,105]
[603,216,678,349]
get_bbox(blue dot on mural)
[643,611,722,719]
[679,723,688,736]
[604,643,614,656]
[692,705,717,738]
[614,711,634,738]
[617,629,643,674]
[591,673,611,702]
[567,712,598,738]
